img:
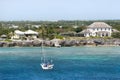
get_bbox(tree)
[112,32,120,38]
[74,26,86,33]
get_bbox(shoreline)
[0,38,120,47]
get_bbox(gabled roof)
[112,29,119,33]
[1,34,7,38]
[15,30,38,35]
[15,30,24,35]
[87,22,112,28]
[24,30,38,35]
[80,29,92,34]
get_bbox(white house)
[32,25,41,28]
[11,30,38,40]
[9,25,19,29]
[80,22,112,37]
[73,25,78,29]
[11,30,24,39]
[24,30,38,39]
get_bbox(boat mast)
[41,25,45,63]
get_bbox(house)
[73,25,78,29]
[0,34,7,40]
[9,24,19,29]
[80,22,112,37]
[112,29,119,33]
[59,26,63,28]
[11,30,24,39]
[24,30,38,39]
[32,25,41,28]
[11,30,38,40]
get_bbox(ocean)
[0,47,120,80]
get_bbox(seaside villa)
[80,22,112,37]
[11,30,38,40]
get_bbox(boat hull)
[40,63,54,70]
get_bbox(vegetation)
[112,32,120,38]
[0,20,120,39]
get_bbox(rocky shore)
[0,38,120,47]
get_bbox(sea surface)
[0,46,120,80]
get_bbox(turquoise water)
[0,47,120,80]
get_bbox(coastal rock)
[60,40,77,46]
[0,38,120,47]
[44,41,51,46]
[22,41,33,47]
[32,40,41,47]
[0,42,4,47]
[7,42,16,47]
[15,41,23,47]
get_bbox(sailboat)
[41,59,54,70]
[40,40,54,70]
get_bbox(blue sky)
[0,0,120,21]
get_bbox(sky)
[0,0,120,21]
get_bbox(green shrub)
[112,32,120,38]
